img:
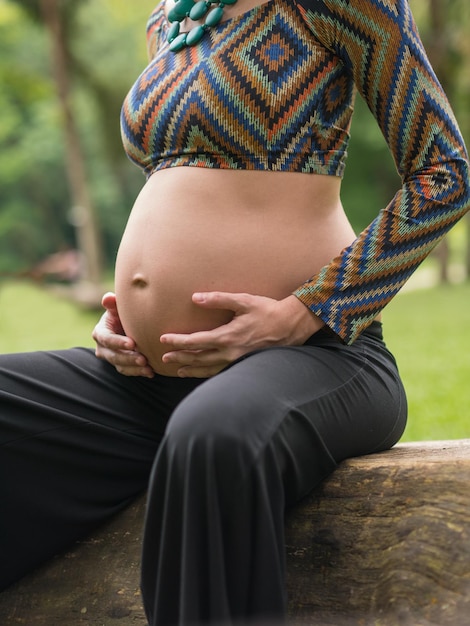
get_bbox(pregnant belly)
[114,216,323,377]
[113,169,354,377]
[114,213,297,376]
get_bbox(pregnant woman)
[1,0,469,624]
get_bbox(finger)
[93,326,135,352]
[95,345,142,364]
[101,291,117,311]
[161,349,221,367]
[105,348,147,364]
[192,291,250,312]
[96,347,154,378]
[160,329,225,351]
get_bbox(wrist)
[281,295,325,343]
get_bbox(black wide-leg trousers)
[0,323,407,625]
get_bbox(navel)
[131,273,149,288]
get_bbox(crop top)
[120,0,470,344]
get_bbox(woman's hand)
[160,292,324,378]
[92,292,154,378]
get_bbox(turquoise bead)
[169,32,188,51]
[167,7,183,22]
[179,0,197,12]
[189,1,210,21]
[168,0,194,22]
[205,6,224,27]
[167,21,181,42]
[167,0,241,51]
[167,7,178,22]
[186,25,206,46]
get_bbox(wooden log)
[0,497,147,625]
[285,439,470,625]
[0,440,469,625]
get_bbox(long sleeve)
[293,0,470,343]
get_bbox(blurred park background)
[0,0,469,442]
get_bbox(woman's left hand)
[160,292,325,378]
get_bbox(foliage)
[0,2,65,271]
[0,0,154,273]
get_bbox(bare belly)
[115,168,356,376]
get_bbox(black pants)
[0,322,406,625]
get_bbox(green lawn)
[0,280,98,352]
[1,279,469,442]
[383,282,470,442]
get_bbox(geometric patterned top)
[121,0,355,177]
[121,0,470,343]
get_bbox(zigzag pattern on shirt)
[294,0,469,342]
[120,0,469,344]
[121,0,354,177]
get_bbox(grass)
[1,278,469,442]
[0,280,98,352]
[383,281,470,442]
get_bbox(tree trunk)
[39,0,103,292]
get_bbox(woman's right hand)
[92,292,155,378]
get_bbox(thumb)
[101,291,117,313]
[99,292,129,340]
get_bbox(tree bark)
[39,0,103,290]
[286,439,470,625]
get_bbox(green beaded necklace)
[167,0,239,51]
